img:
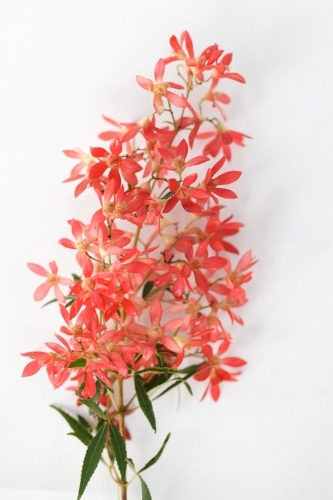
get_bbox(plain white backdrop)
[1,1,333,499]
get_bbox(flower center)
[153,83,168,96]
[176,186,190,199]
[190,257,201,270]
[46,273,58,284]
[76,239,89,251]
[207,179,218,191]
[173,156,185,172]
[115,203,128,215]
[149,325,163,338]
[106,155,119,168]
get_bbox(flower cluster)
[23,32,255,500]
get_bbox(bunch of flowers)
[22,31,256,500]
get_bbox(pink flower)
[27,261,73,303]
[136,58,186,115]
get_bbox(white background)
[1,1,333,499]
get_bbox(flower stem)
[118,377,127,500]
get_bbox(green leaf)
[142,281,154,299]
[177,362,204,375]
[184,381,193,395]
[51,405,93,444]
[69,358,87,368]
[77,381,85,396]
[65,296,76,308]
[134,375,156,432]
[152,374,193,401]
[72,273,82,281]
[160,191,173,200]
[80,399,107,420]
[68,431,92,447]
[41,298,57,308]
[109,420,127,481]
[138,433,171,474]
[136,367,177,375]
[97,377,114,394]
[77,415,92,431]
[77,422,107,500]
[140,477,152,500]
[143,373,171,393]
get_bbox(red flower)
[194,341,246,401]
[158,138,209,174]
[163,173,210,214]
[202,156,242,201]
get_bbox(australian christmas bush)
[22,31,256,500]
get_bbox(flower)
[27,261,73,303]
[194,342,246,401]
[136,58,186,115]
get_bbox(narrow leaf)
[41,298,57,308]
[134,375,156,432]
[69,358,87,368]
[72,273,82,281]
[177,363,203,374]
[68,431,92,447]
[140,477,152,500]
[184,381,193,395]
[136,367,177,375]
[77,415,92,431]
[161,191,174,200]
[80,399,107,420]
[142,281,154,299]
[65,297,76,308]
[77,422,107,500]
[51,405,93,444]
[152,374,193,401]
[138,433,171,473]
[97,377,114,394]
[143,373,171,393]
[109,421,127,481]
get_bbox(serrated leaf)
[68,431,92,447]
[143,373,171,393]
[142,281,154,299]
[77,422,107,500]
[134,375,156,432]
[51,405,93,444]
[177,362,203,375]
[136,367,177,375]
[140,477,152,500]
[80,399,107,420]
[77,415,92,431]
[97,377,114,394]
[138,433,171,473]
[69,358,87,368]
[109,420,127,481]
